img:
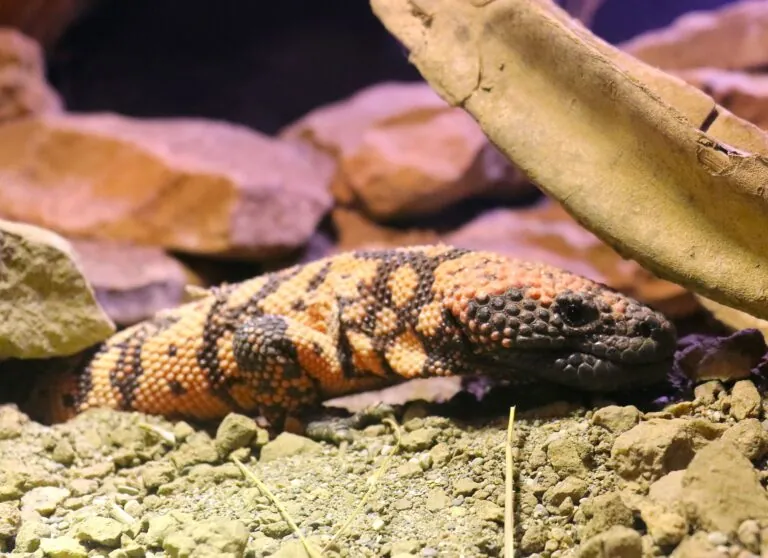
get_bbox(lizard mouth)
[474,348,673,392]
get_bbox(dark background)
[46,0,734,135]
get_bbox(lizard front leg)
[232,314,344,428]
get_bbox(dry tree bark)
[370,0,768,319]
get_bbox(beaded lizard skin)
[36,245,677,427]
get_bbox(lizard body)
[37,245,677,427]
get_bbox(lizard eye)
[554,294,598,327]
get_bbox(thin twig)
[504,406,517,557]
[232,457,324,558]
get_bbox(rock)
[542,476,589,508]
[0,501,20,544]
[74,517,124,548]
[723,419,768,463]
[400,427,440,452]
[648,470,685,511]
[669,532,722,558]
[71,238,199,327]
[546,434,593,478]
[681,439,768,535]
[445,203,697,318]
[592,405,642,435]
[0,113,332,258]
[730,380,762,420]
[474,500,504,523]
[0,219,115,359]
[0,405,27,439]
[162,518,248,558]
[635,499,687,547]
[39,536,88,558]
[281,81,531,220]
[578,525,642,558]
[453,478,480,496]
[675,329,766,384]
[21,486,70,516]
[737,519,761,554]
[520,523,547,554]
[426,488,450,511]
[0,28,61,122]
[621,0,768,71]
[259,432,322,462]
[611,418,723,481]
[580,492,634,540]
[14,519,51,552]
[214,413,262,456]
[694,381,724,405]
[169,438,220,471]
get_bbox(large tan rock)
[0,219,114,360]
[0,28,61,121]
[70,239,200,327]
[371,0,768,320]
[0,113,333,259]
[621,1,768,71]
[281,81,532,220]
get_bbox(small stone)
[141,462,176,490]
[637,502,687,547]
[681,439,768,535]
[162,518,248,557]
[39,536,88,558]
[581,492,634,539]
[51,439,76,466]
[668,532,717,558]
[259,432,322,462]
[0,405,27,439]
[578,526,642,558]
[145,514,182,547]
[520,523,547,553]
[74,517,124,548]
[547,435,593,478]
[425,489,450,511]
[14,520,51,552]
[400,428,440,452]
[592,405,641,434]
[453,478,481,496]
[694,381,724,405]
[21,486,70,516]
[214,413,261,456]
[648,470,685,510]
[611,418,723,481]
[737,519,761,553]
[543,476,589,507]
[473,500,504,523]
[392,540,421,555]
[78,460,115,479]
[0,501,20,542]
[721,419,768,461]
[172,422,195,442]
[170,439,220,470]
[730,380,762,420]
[429,443,451,466]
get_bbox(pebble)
[74,517,125,548]
[401,428,440,451]
[259,432,322,462]
[591,405,641,434]
[214,412,262,455]
[425,489,450,511]
[730,380,762,420]
[546,435,592,478]
[39,536,88,558]
[21,486,71,517]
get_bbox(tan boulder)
[0,219,114,360]
[281,81,533,220]
[0,28,61,121]
[621,0,768,71]
[70,239,200,327]
[0,113,333,258]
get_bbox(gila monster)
[33,244,677,428]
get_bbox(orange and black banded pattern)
[36,245,677,427]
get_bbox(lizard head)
[441,255,677,391]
